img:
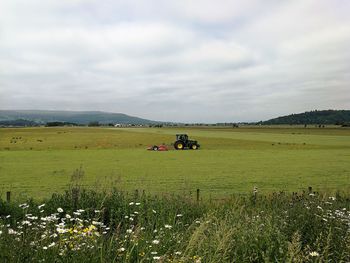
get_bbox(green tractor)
[174,134,200,150]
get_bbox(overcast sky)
[0,0,349,122]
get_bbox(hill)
[261,110,350,125]
[0,110,159,125]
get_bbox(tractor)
[174,134,200,150]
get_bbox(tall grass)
[0,188,349,262]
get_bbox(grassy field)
[0,126,349,198]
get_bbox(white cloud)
[0,0,349,122]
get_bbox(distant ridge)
[0,110,159,125]
[261,110,350,125]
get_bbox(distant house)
[114,123,122,127]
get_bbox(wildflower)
[152,210,157,214]
[22,220,31,226]
[19,203,27,208]
[329,196,336,201]
[89,225,96,231]
[152,240,160,245]
[193,256,201,263]
[164,224,172,229]
[38,204,45,209]
[176,214,183,217]
[77,209,85,213]
[153,256,161,260]
[118,247,125,252]
[175,251,182,255]
[43,246,48,250]
[309,251,319,257]
[57,208,64,213]
[0,231,2,235]
[195,220,201,224]
[57,228,67,234]
[126,229,133,234]
[129,202,134,205]
[309,193,315,196]
[151,251,158,255]
[65,214,72,219]
[94,210,100,213]
[253,186,258,193]
[48,242,55,248]
[140,227,145,230]
[8,229,16,235]
[136,202,141,206]
[73,212,81,216]
[5,215,11,219]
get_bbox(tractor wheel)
[191,144,198,150]
[153,145,159,151]
[174,141,184,150]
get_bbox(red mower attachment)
[147,145,168,151]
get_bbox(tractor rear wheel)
[174,141,184,150]
[191,144,198,150]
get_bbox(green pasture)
[0,126,349,198]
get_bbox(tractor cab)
[176,134,188,142]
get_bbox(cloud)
[0,0,349,122]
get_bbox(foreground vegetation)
[0,187,349,262]
[0,126,350,198]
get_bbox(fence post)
[6,191,11,202]
[196,189,200,202]
[308,186,312,193]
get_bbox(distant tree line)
[45,122,79,127]
[0,119,40,127]
[260,110,350,125]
